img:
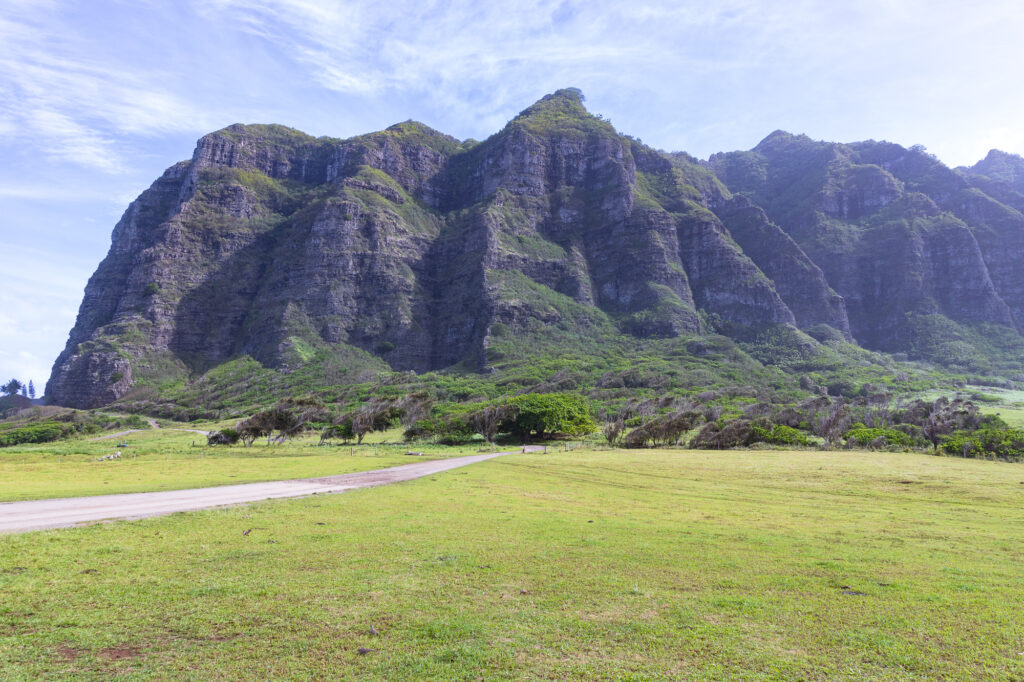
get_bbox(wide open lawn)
[1,448,1022,679]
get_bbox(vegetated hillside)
[47,89,1024,412]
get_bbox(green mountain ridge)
[45,89,1024,414]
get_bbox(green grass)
[2,448,1023,679]
[0,427,483,502]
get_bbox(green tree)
[1,379,23,396]
[319,419,355,446]
[501,393,596,442]
[27,381,35,400]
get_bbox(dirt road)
[0,450,534,534]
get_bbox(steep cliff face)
[708,134,1023,355]
[47,90,1024,408]
[713,196,850,338]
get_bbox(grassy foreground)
[1,448,1023,679]
[0,428,482,502]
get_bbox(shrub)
[941,428,1024,461]
[750,423,811,446]
[0,421,74,446]
[844,426,911,449]
[207,428,240,446]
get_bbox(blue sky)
[2,0,1024,394]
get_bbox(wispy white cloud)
[193,0,755,137]
[0,5,214,173]
[185,0,1024,162]
[5,0,1023,171]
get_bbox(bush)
[207,428,240,446]
[941,428,1024,461]
[749,423,811,446]
[0,422,74,447]
[403,418,437,442]
[690,419,754,449]
[844,426,911,449]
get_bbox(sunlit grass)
[1,448,1022,679]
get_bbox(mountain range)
[46,89,1024,409]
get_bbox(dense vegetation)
[0,409,149,447]
[194,384,1024,463]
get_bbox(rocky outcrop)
[709,134,1024,354]
[47,90,1024,407]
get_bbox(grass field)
[2,447,1023,679]
[0,427,489,502]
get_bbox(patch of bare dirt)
[55,646,81,661]
[99,646,141,661]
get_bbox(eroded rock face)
[708,134,1024,351]
[46,90,1024,407]
[714,197,850,338]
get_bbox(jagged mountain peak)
[752,129,813,152]
[516,87,588,114]
[968,148,1024,187]
[505,88,616,138]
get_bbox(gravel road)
[0,450,534,534]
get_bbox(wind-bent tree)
[603,416,625,445]
[236,397,328,446]
[813,399,851,448]
[625,409,704,447]
[466,404,518,445]
[345,397,404,444]
[319,419,355,446]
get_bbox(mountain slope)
[47,90,1024,409]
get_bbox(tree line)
[1,379,36,400]
[205,388,1023,462]
[207,392,596,447]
